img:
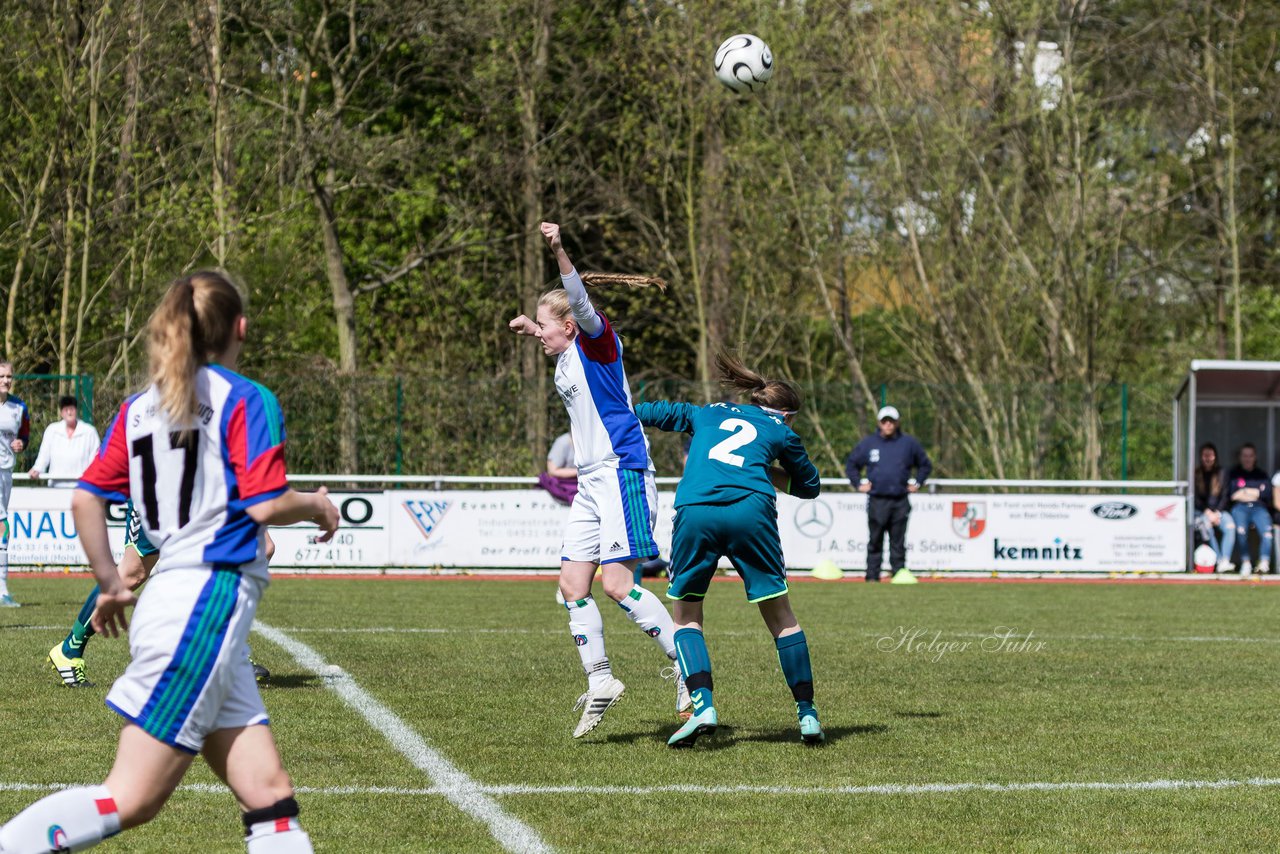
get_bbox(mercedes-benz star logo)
[794,499,834,538]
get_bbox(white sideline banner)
[379,489,1185,572]
[7,487,1186,572]
[382,489,680,568]
[386,490,574,567]
[7,488,93,566]
[6,488,166,566]
[269,493,390,567]
[5,488,390,569]
[777,493,1187,572]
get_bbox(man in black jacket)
[845,406,933,582]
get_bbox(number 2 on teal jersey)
[708,418,757,467]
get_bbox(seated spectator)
[27,396,100,488]
[1271,464,1280,564]
[537,432,578,505]
[1226,443,1272,575]
[1193,442,1236,572]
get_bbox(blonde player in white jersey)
[0,361,30,607]
[509,222,690,738]
[0,272,339,854]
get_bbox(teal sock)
[61,586,99,659]
[775,630,816,720]
[674,627,713,714]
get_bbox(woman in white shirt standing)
[28,395,101,488]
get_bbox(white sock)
[246,818,313,853]
[564,595,611,689]
[0,529,9,597]
[0,784,121,852]
[617,585,677,660]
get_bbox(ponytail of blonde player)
[148,271,244,426]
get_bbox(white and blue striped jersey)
[0,395,31,471]
[554,312,653,474]
[78,365,288,581]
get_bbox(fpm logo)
[403,499,451,541]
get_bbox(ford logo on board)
[1091,502,1138,520]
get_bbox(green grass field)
[3,576,1280,852]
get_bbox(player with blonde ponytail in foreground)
[0,271,339,853]
[636,352,824,747]
[509,222,690,738]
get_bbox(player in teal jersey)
[49,502,274,687]
[635,352,825,747]
[49,501,158,687]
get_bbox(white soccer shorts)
[106,568,269,753]
[561,466,658,564]
[0,469,12,520]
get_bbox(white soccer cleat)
[1240,561,1253,577]
[662,664,693,717]
[572,676,625,738]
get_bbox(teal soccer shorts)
[666,492,788,603]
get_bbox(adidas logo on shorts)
[609,541,623,552]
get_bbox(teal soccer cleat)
[667,707,717,748]
[799,714,825,746]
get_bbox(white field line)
[252,621,553,854]
[944,631,1280,644]
[4,777,1280,798]
[8,622,1280,646]
[7,621,1280,646]
[271,626,542,634]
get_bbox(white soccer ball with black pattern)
[714,34,774,94]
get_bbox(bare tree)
[231,0,434,471]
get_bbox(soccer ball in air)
[714,34,774,94]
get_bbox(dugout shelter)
[1175,360,1280,564]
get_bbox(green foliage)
[1241,287,1280,361]
[0,1,1275,477]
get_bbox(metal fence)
[16,371,1172,481]
[636,378,1172,482]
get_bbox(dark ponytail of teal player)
[714,351,801,415]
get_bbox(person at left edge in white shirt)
[28,395,101,488]
[0,361,30,607]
